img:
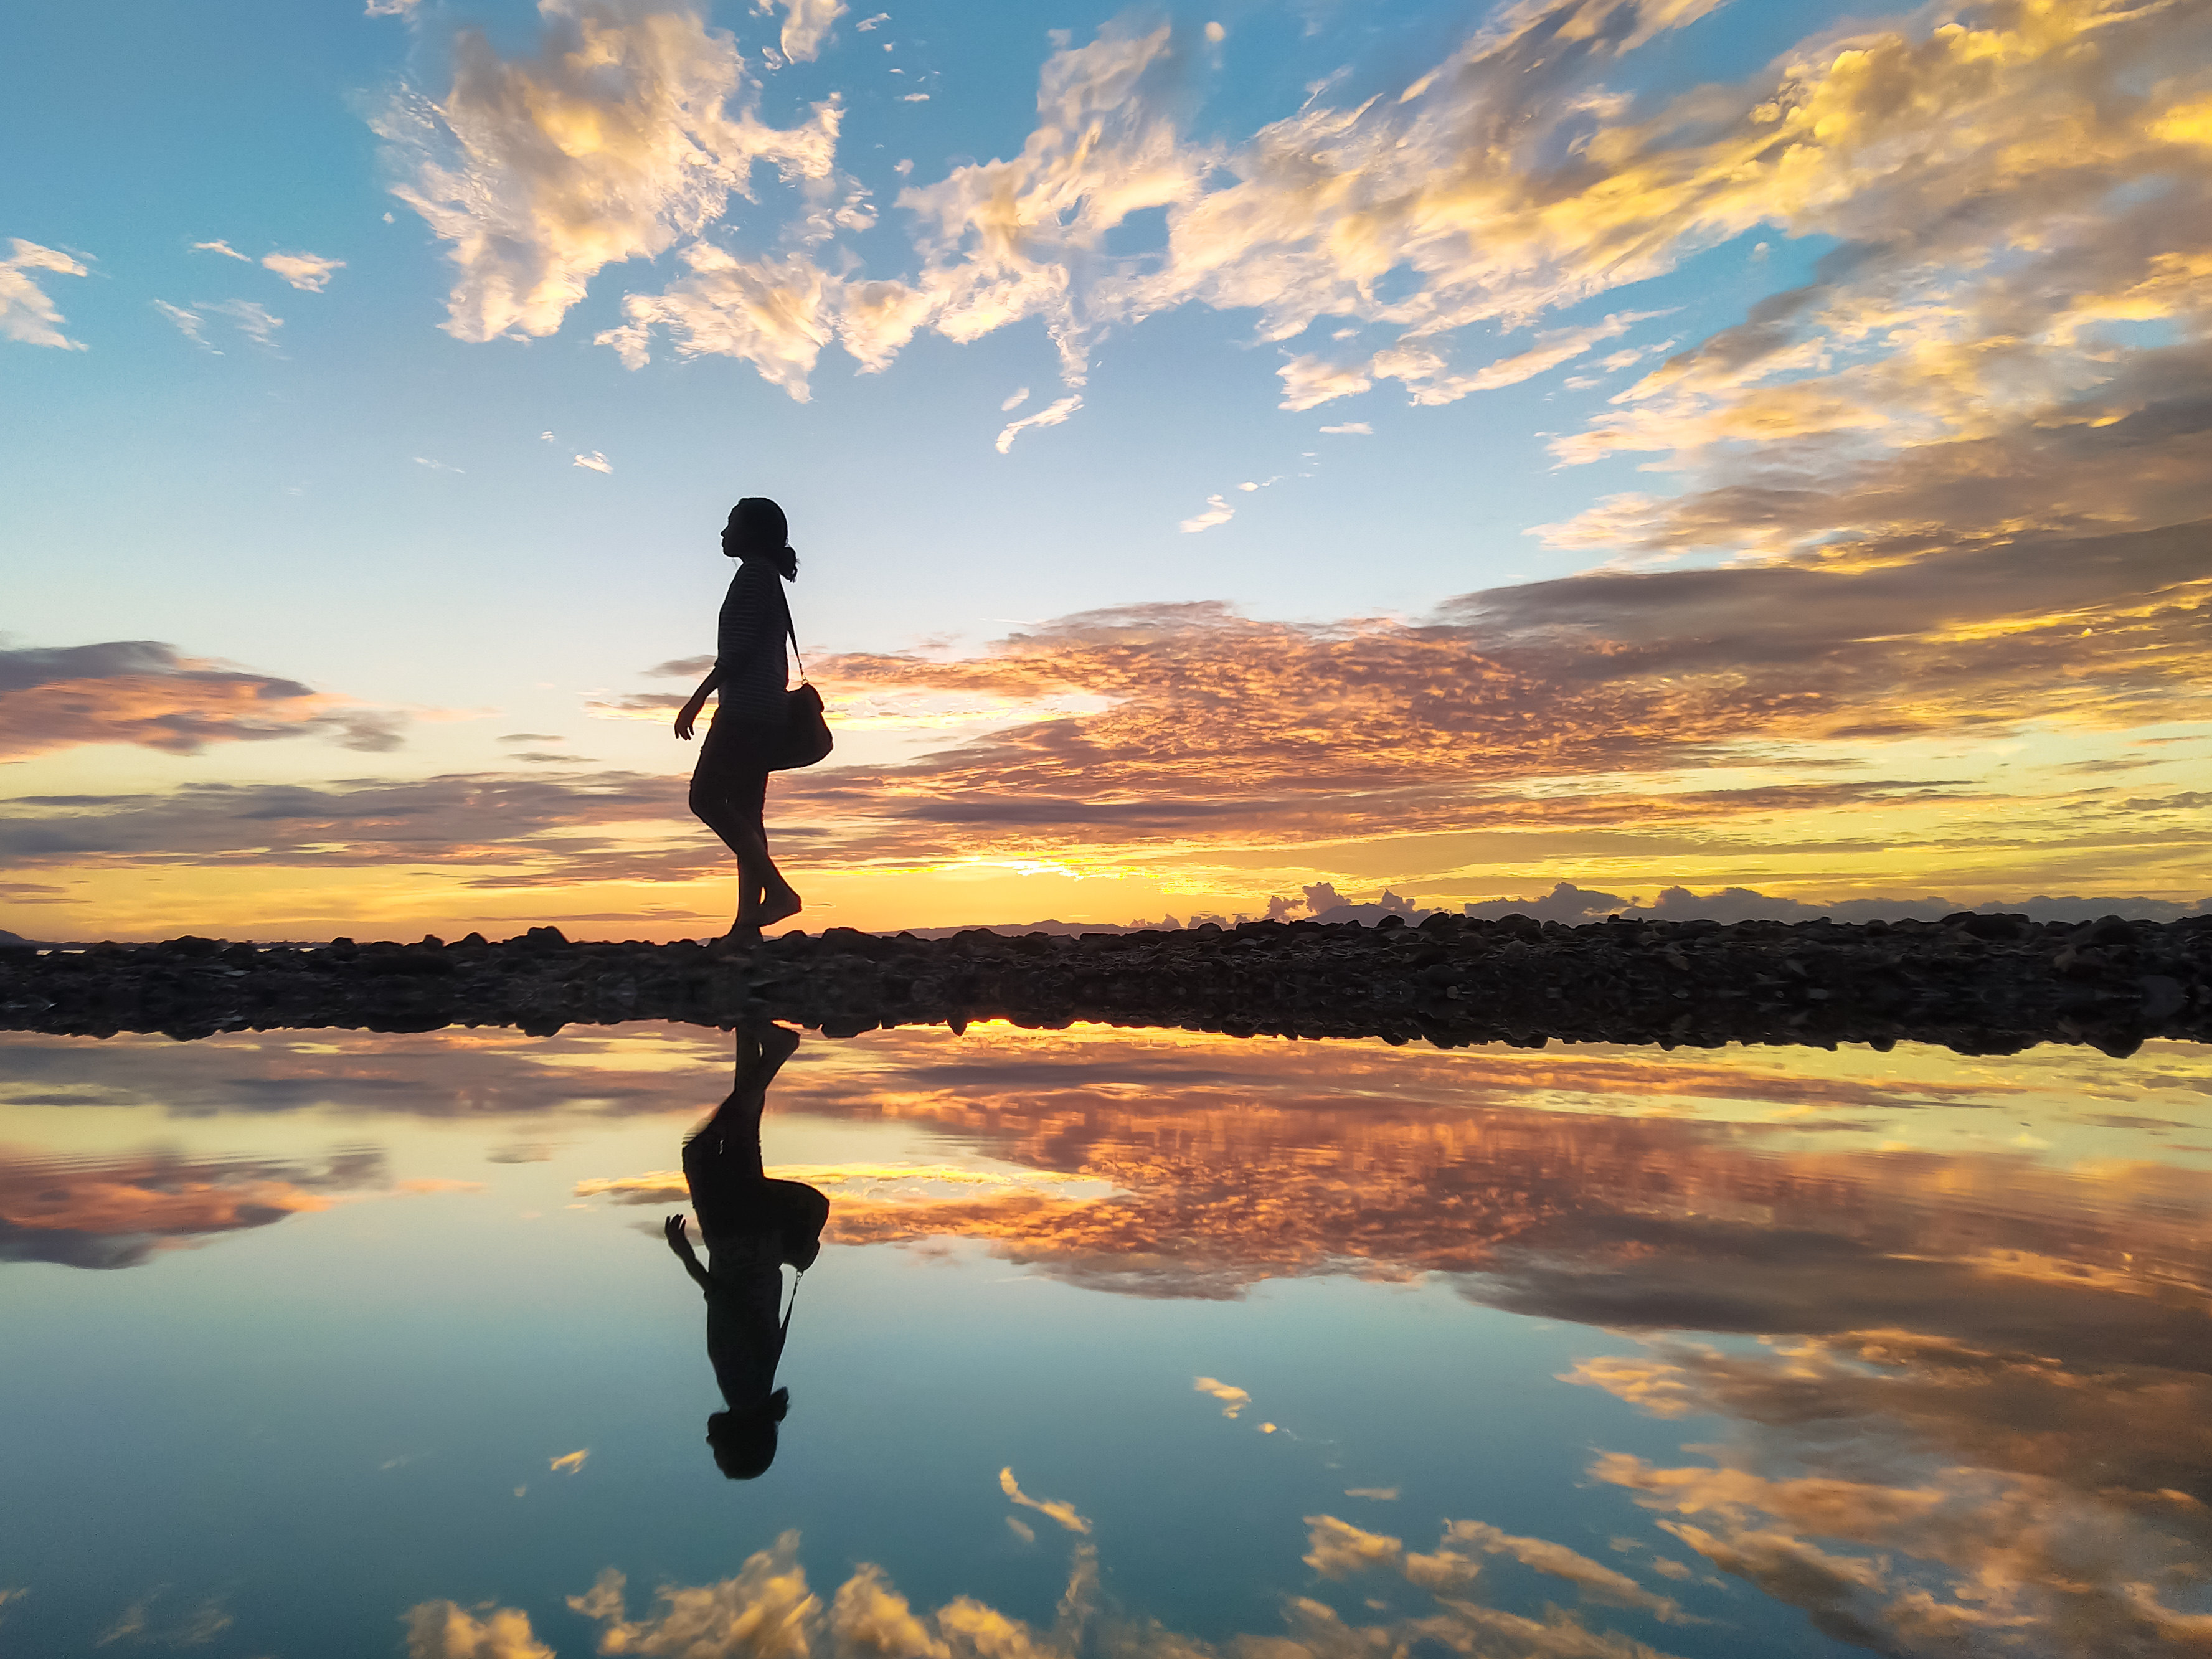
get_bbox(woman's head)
[722,498,796,579]
[706,1387,789,1480]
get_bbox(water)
[2,1022,2208,1657]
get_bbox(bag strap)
[776,579,806,681]
[777,1268,803,1351]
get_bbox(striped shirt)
[716,558,790,724]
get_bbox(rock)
[0,915,2205,1056]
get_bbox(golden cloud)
[412,1509,1697,1659]
[377,0,839,346]
[999,1466,1090,1536]
[402,1599,553,1659]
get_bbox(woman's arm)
[674,667,720,741]
[664,1214,715,1290]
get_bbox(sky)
[2,0,2209,942]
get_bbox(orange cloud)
[0,642,405,760]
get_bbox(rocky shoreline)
[3,910,2207,1055]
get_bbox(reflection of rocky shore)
[4,911,2208,1052]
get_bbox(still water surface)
[2,1023,2210,1657]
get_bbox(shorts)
[683,1133,828,1267]
[693,711,782,819]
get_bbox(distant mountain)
[1462,881,2212,927]
[892,919,1146,939]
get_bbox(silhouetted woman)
[676,498,803,940]
[663,1023,828,1480]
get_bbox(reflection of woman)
[674,497,804,942]
[663,1023,827,1480]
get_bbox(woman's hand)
[664,1214,692,1251]
[674,694,707,741]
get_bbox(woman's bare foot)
[754,886,803,928]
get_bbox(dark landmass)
[2,910,2206,1056]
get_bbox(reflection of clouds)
[799,1088,2212,1318]
[1000,1466,1090,1535]
[1303,1511,1694,1619]
[0,1146,385,1269]
[1444,1520,1689,1623]
[1193,1375,1249,1418]
[567,1538,819,1657]
[410,1511,1694,1659]
[1567,1320,2212,1654]
[403,1598,552,1659]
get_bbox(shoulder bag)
[773,582,833,771]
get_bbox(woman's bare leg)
[682,1024,801,1186]
[691,777,798,935]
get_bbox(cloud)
[357,0,2212,530]
[1000,1466,1091,1534]
[548,1448,588,1473]
[206,299,283,349]
[890,22,1204,387]
[572,450,613,472]
[1361,312,1666,410]
[154,299,214,350]
[994,393,1081,452]
[1000,385,1029,411]
[1278,356,1371,411]
[1177,493,1232,532]
[191,239,250,262]
[156,299,284,352]
[0,1146,386,1270]
[1193,1375,1249,1417]
[367,0,424,14]
[261,251,345,291]
[1318,421,1370,435]
[595,245,842,397]
[773,0,846,63]
[2,239,90,350]
[374,0,840,344]
[0,641,409,760]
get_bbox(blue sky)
[4,0,2208,938]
